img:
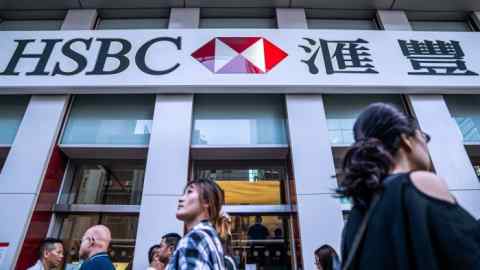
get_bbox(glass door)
[194,160,301,270]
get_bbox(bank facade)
[0,1,480,269]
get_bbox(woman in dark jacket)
[337,103,480,270]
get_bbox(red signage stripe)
[263,38,288,71]
[218,37,261,53]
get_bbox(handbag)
[341,193,382,270]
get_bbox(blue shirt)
[79,252,115,270]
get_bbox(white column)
[471,11,480,29]
[376,10,412,31]
[0,9,98,269]
[132,8,199,270]
[0,96,68,269]
[377,10,480,218]
[277,9,344,270]
[61,9,98,30]
[168,8,200,29]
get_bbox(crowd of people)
[27,103,480,270]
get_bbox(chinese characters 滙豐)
[299,38,378,74]
[398,39,478,76]
[299,37,477,76]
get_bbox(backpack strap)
[342,193,381,270]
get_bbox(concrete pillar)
[132,8,199,269]
[0,9,98,269]
[277,9,344,270]
[0,97,68,269]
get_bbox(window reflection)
[58,214,138,269]
[63,160,145,205]
[444,95,480,143]
[192,95,288,145]
[61,95,155,145]
[324,95,406,145]
[230,215,295,270]
[0,95,30,144]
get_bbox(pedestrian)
[27,238,64,270]
[314,245,340,270]
[147,244,162,270]
[216,211,238,270]
[157,233,182,269]
[78,225,115,270]
[338,103,480,270]
[166,178,226,270]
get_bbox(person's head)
[255,216,263,224]
[78,225,112,260]
[148,244,161,265]
[216,211,233,254]
[38,238,64,268]
[216,211,232,240]
[337,103,431,206]
[157,233,182,264]
[314,245,339,270]
[274,228,282,238]
[176,178,224,229]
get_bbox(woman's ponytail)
[336,138,393,206]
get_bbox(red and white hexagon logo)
[191,37,288,74]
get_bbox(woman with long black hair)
[338,103,480,270]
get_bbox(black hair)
[148,244,161,264]
[336,103,418,207]
[38,238,63,259]
[161,233,182,250]
[314,245,339,270]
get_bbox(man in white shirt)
[27,238,64,270]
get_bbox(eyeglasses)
[81,236,94,243]
[420,130,431,143]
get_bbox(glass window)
[197,166,288,205]
[410,20,473,32]
[200,18,277,28]
[58,214,138,269]
[444,95,480,143]
[228,214,297,270]
[0,20,63,31]
[307,19,378,30]
[61,95,155,145]
[473,163,480,181]
[61,160,145,205]
[96,18,169,29]
[0,158,5,173]
[192,95,288,146]
[323,95,406,146]
[0,95,30,145]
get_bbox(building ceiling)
[0,0,478,18]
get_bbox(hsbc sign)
[1,29,480,93]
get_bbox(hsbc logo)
[191,37,288,74]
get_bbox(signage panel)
[0,29,479,93]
